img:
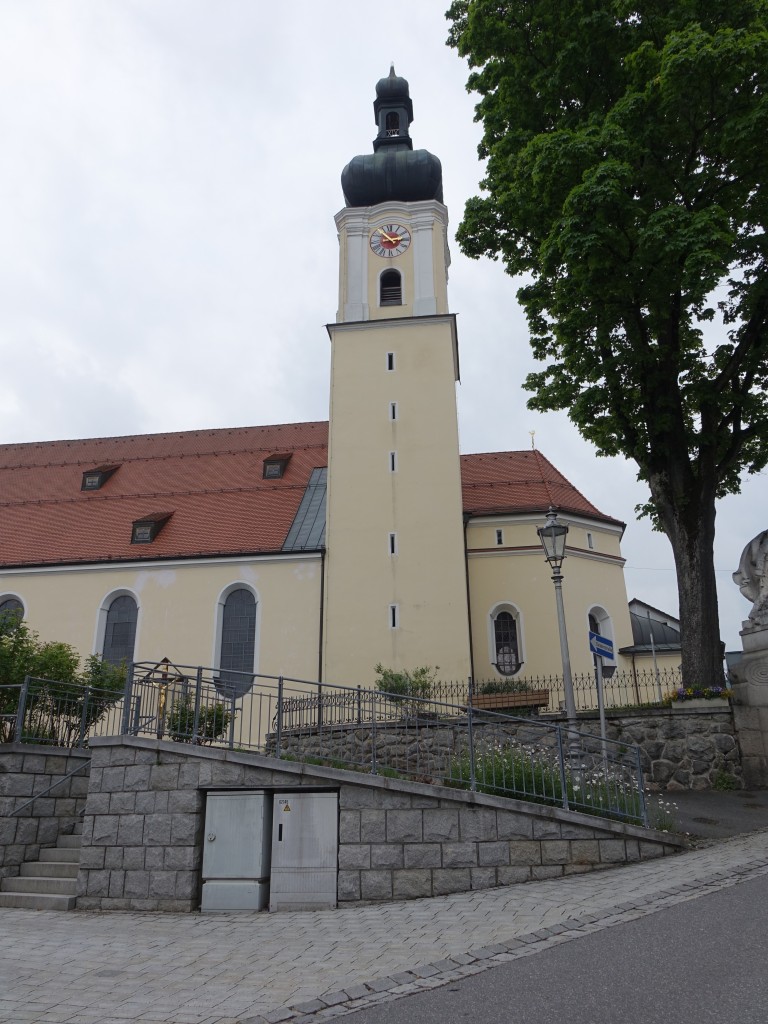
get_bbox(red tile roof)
[460,449,622,526]
[0,423,619,568]
[0,423,329,567]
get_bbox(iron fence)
[2,676,131,747]
[1,662,655,824]
[430,667,687,713]
[120,662,648,825]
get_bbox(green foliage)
[647,794,680,832]
[374,664,437,706]
[712,770,740,791]
[478,679,539,695]
[446,1,768,685]
[0,616,126,745]
[447,743,644,824]
[166,694,232,745]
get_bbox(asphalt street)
[339,871,768,1024]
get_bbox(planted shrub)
[167,694,232,745]
[374,664,437,711]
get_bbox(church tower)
[323,69,471,686]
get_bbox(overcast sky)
[0,0,764,652]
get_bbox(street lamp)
[537,507,578,743]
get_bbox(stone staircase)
[0,823,81,910]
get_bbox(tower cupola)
[341,68,443,207]
[373,66,414,151]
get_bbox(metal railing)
[430,667,688,713]
[120,662,648,825]
[1,677,134,748]
[1,663,652,825]
[9,760,89,816]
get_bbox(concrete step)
[39,847,79,863]
[57,835,82,849]
[20,861,78,879]
[0,891,76,911]
[1,876,76,896]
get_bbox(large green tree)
[447,0,768,685]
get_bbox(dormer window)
[263,453,291,479]
[81,465,119,491]
[380,269,402,306]
[131,511,173,544]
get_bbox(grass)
[278,743,646,826]
[446,743,645,825]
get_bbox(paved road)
[1,824,768,1024]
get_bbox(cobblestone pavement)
[1,830,767,1024]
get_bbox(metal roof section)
[282,467,327,552]
[621,609,682,653]
[341,67,443,207]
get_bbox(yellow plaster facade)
[2,555,322,682]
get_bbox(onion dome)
[341,67,443,207]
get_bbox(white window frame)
[212,582,261,678]
[94,588,141,664]
[488,602,525,677]
[587,605,614,646]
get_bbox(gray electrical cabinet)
[269,792,338,911]
[201,790,273,912]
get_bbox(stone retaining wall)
[0,744,90,879]
[77,737,683,912]
[278,705,741,792]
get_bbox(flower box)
[467,689,551,713]
[670,697,730,710]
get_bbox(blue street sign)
[589,631,615,660]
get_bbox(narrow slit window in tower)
[387,352,395,371]
[390,402,398,421]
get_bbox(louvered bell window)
[380,270,402,306]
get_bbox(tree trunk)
[649,474,724,687]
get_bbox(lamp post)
[537,507,578,745]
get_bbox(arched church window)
[103,595,138,666]
[218,588,257,696]
[493,609,522,676]
[0,596,23,627]
[386,112,400,136]
[380,270,402,306]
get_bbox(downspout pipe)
[463,513,476,688]
[318,547,326,681]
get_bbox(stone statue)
[733,530,768,627]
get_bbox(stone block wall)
[277,705,741,792]
[0,744,90,879]
[77,737,683,912]
[334,783,680,904]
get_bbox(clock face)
[370,223,411,258]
